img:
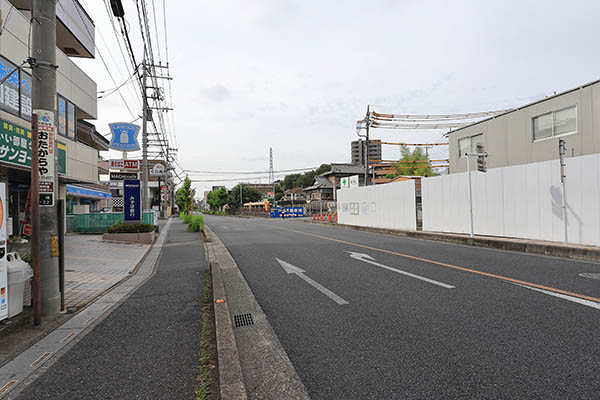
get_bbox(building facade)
[0,0,105,234]
[448,80,600,173]
[351,139,382,166]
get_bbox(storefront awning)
[66,185,112,199]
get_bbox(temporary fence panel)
[337,180,416,231]
[422,153,600,246]
[71,212,155,233]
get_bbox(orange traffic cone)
[328,213,332,223]
[320,213,324,221]
[312,213,315,220]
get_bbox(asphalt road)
[15,221,207,400]
[205,215,600,400]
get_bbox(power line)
[185,166,320,175]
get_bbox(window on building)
[532,106,577,141]
[458,134,484,158]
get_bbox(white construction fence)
[337,153,600,246]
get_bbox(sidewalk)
[11,219,208,399]
[302,219,600,262]
[64,235,150,310]
[0,233,153,370]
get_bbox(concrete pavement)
[64,234,150,309]
[205,214,600,400]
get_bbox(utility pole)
[240,183,243,210]
[141,60,149,215]
[559,139,568,245]
[364,105,370,186]
[31,0,60,318]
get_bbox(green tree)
[227,184,263,208]
[314,163,331,175]
[387,146,436,177]
[175,176,192,214]
[206,187,228,212]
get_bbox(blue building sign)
[123,179,141,222]
[109,122,141,151]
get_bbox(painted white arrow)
[346,251,455,289]
[275,258,349,305]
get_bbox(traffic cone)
[320,213,324,221]
[328,213,332,223]
[312,213,315,221]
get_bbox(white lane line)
[513,283,600,310]
[579,272,600,280]
[276,258,349,305]
[346,251,455,289]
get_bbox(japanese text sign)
[34,110,56,207]
[123,179,141,222]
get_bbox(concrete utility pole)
[141,60,149,214]
[31,0,60,317]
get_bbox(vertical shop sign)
[34,110,56,207]
[123,179,141,222]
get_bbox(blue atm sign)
[124,179,141,222]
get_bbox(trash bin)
[7,252,33,318]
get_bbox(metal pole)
[559,139,568,245]
[467,155,474,238]
[57,199,64,311]
[141,60,149,214]
[240,184,243,213]
[365,105,370,186]
[32,0,60,317]
[31,114,41,325]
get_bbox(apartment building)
[351,139,382,166]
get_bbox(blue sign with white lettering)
[123,179,141,222]
[109,122,141,151]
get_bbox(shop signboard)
[109,122,140,151]
[123,179,141,222]
[0,120,65,173]
[110,172,138,180]
[0,182,7,321]
[149,163,165,177]
[348,175,359,188]
[35,110,56,207]
[109,159,139,170]
[340,177,350,189]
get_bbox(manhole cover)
[234,313,254,328]
[579,273,600,280]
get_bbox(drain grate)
[234,313,254,328]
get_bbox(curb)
[204,231,248,400]
[204,225,309,400]
[301,220,600,263]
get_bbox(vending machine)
[0,183,7,321]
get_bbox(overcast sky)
[75,0,600,195]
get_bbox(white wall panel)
[337,180,416,231]
[422,153,600,246]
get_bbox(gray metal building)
[448,80,600,173]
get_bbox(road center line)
[282,227,600,305]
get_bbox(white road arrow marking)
[275,258,349,305]
[346,251,455,289]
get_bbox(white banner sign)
[349,175,359,188]
[34,110,56,207]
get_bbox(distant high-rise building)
[351,139,382,166]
